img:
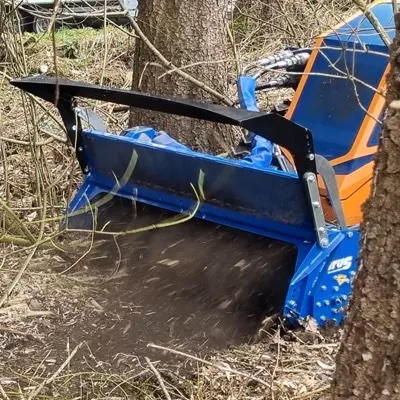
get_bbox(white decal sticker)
[327,256,353,274]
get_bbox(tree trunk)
[331,13,400,400]
[130,0,239,154]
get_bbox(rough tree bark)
[130,0,239,154]
[331,12,400,400]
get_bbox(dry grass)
[0,0,367,398]
[1,329,341,399]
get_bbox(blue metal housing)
[10,0,394,328]
[289,1,394,173]
[65,124,360,326]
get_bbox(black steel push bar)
[10,75,316,177]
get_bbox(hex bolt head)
[324,300,330,305]
[333,286,339,292]
[288,300,297,307]
[320,238,329,248]
[316,302,322,307]
[307,153,315,160]
[321,285,327,291]
[347,231,354,238]
[306,173,316,182]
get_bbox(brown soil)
[22,197,297,373]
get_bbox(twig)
[157,59,232,79]
[99,0,108,86]
[270,327,281,400]
[0,198,36,244]
[0,135,56,146]
[393,0,399,15]
[27,342,84,400]
[0,326,37,339]
[352,0,392,48]
[291,384,330,399]
[62,166,204,240]
[0,247,37,308]
[49,0,62,106]
[0,234,50,247]
[147,343,271,388]
[0,384,10,400]
[145,357,172,400]
[225,20,241,76]
[117,0,234,106]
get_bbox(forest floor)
[0,16,353,398]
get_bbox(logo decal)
[327,256,353,274]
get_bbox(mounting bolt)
[324,300,330,305]
[288,300,297,307]
[307,153,315,161]
[72,125,77,131]
[316,302,322,307]
[350,271,356,276]
[318,227,326,233]
[320,316,326,321]
[84,166,89,173]
[347,231,354,238]
[320,238,329,248]
[321,285,327,291]
[78,146,83,152]
[306,173,316,182]
[333,286,339,292]
[341,295,348,300]
[312,201,321,208]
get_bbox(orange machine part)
[281,36,389,227]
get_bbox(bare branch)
[352,0,392,48]
[117,0,235,106]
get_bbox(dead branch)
[0,198,36,244]
[0,247,37,308]
[145,357,172,400]
[147,343,272,388]
[27,342,84,400]
[352,0,392,47]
